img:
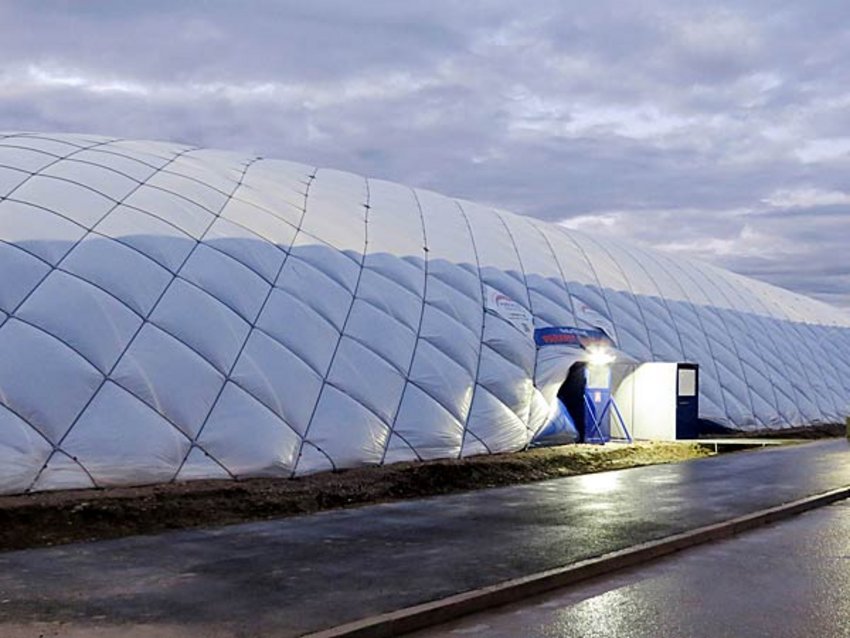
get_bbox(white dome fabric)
[0,132,848,494]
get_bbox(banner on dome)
[534,325,615,350]
[570,295,617,344]
[485,287,534,339]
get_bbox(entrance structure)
[612,362,700,440]
[0,132,848,494]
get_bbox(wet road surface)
[412,499,850,638]
[0,440,848,637]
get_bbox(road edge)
[302,484,850,638]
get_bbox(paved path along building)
[0,440,849,637]
[413,499,850,638]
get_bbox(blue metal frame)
[583,391,633,444]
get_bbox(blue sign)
[534,325,614,349]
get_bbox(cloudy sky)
[2,1,848,310]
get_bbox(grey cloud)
[0,0,848,310]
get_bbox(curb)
[302,485,850,638]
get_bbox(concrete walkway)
[0,440,848,637]
[411,499,850,638]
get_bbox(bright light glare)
[587,347,616,366]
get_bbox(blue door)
[676,364,700,439]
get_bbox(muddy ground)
[0,441,719,552]
[721,423,846,439]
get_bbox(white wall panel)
[12,176,115,228]
[0,405,52,495]
[62,382,190,487]
[31,452,96,492]
[232,330,323,436]
[0,200,85,264]
[0,166,29,197]
[72,148,158,182]
[197,382,300,477]
[124,185,214,239]
[94,204,194,272]
[0,319,102,443]
[17,270,142,372]
[181,244,271,322]
[303,385,389,469]
[112,324,224,438]
[0,241,50,313]
[256,289,340,376]
[42,159,139,200]
[151,279,250,374]
[62,235,172,316]
[0,146,57,173]
[204,216,285,282]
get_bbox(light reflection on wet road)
[1,441,847,636]
[413,500,850,638]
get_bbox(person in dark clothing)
[558,362,587,443]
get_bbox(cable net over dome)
[0,132,848,494]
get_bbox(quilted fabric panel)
[0,132,848,494]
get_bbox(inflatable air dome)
[0,132,848,494]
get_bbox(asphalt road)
[0,440,848,637]
[412,499,850,638]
